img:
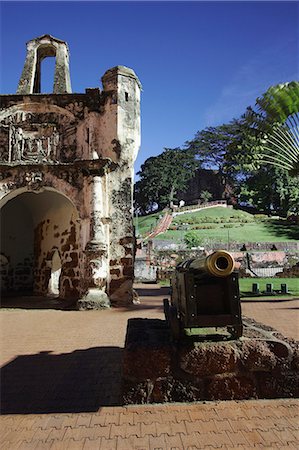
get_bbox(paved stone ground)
[241,297,299,341]
[1,284,298,449]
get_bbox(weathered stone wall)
[122,318,299,404]
[0,36,141,307]
[145,247,297,281]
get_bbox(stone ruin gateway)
[0,35,141,308]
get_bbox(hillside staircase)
[146,213,173,239]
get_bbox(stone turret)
[17,34,72,94]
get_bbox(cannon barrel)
[176,250,235,277]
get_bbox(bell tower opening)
[17,34,72,95]
[40,57,56,93]
[34,43,56,93]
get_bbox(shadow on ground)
[135,286,170,298]
[1,347,123,414]
[0,295,77,311]
[115,285,169,312]
[264,219,299,241]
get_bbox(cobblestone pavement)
[1,284,298,449]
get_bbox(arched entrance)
[0,188,81,301]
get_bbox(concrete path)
[1,284,298,448]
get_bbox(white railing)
[172,200,228,216]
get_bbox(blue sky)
[0,1,298,175]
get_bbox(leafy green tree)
[186,120,244,179]
[227,82,299,215]
[134,148,198,213]
[240,82,299,176]
[238,166,299,216]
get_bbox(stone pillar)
[16,41,37,94]
[78,176,110,310]
[54,43,72,94]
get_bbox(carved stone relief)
[9,123,59,163]
[25,171,44,190]
[0,111,77,164]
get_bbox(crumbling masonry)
[0,35,141,308]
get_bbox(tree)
[199,190,212,203]
[186,119,244,179]
[226,82,299,216]
[241,82,299,176]
[134,148,198,213]
[238,166,299,216]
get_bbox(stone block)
[206,375,257,400]
[237,339,277,371]
[256,372,299,399]
[123,348,171,379]
[122,379,153,404]
[179,342,237,377]
[77,288,110,310]
[292,347,299,370]
[151,377,202,404]
[122,318,298,404]
[266,340,291,359]
[123,319,171,380]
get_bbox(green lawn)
[135,212,161,237]
[239,277,299,296]
[173,206,252,222]
[159,277,299,298]
[157,222,298,243]
[135,207,299,243]
[157,207,298,243]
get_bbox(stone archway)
[0,188,82,300]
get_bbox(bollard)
[252,283,259,294]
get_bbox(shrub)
[192,224,217,230]
[184,231,202,248]
[254,214,268,221]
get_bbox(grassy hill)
[135,207,299,244]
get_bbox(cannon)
[164,250,243,340]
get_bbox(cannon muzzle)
[177,250,235,277]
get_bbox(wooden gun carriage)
[164,250,243,340]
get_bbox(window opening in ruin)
[125,92,129,101]
[47,249,62,297]
[40,57,56,93]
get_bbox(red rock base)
[122,317,299,404]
